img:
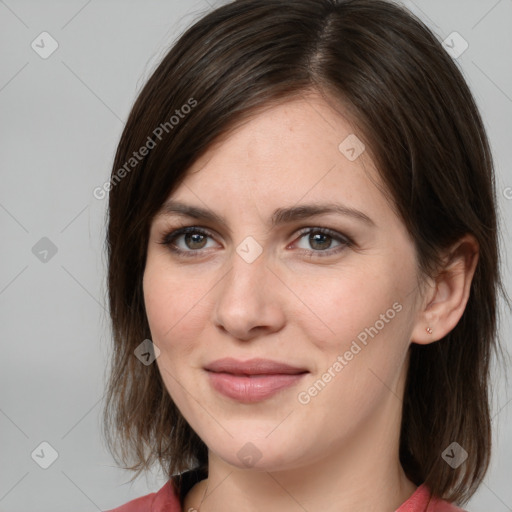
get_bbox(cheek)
[143,262,210,411]
[296,257,415,383]
[296,275,411,413]
[142,259,210,353]
[297,265,400,341]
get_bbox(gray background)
[0,0,511,511]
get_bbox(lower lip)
[206,371,307,402]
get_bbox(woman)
[102,0,505,510]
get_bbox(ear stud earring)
[426,327,433,334]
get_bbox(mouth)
[204,358,309,402]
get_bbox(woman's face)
[143,93,425,472]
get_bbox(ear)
[411,234,479,345]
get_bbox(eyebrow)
[158,200,375,229]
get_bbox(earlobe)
[411,234,479,345]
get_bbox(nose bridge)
[224,236,268,297]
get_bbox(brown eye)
[159,226,217,257]
[293,228,351,257]
[308,232,334,250]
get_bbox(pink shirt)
[105,470,468,512]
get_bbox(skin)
[143,92,479,512]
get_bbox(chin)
[204,432,309,473]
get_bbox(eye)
[291,227,351,257]
[159,226,218,257]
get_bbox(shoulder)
[104,480,180,512]
[105,467,207,512]
[397,483,470,512]
[428,494,469,512]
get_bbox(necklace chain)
[196,477,209,512]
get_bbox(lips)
[204,358,309,403]
[204,357,308,375]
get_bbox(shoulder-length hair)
[102,0,506,505]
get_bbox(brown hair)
[102,0,507,505]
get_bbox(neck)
[196,449,416,512]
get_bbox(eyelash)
[158,225,353,259]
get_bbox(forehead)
[190,93,366,171]
[163,94,392,223]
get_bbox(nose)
[212,247,286,342]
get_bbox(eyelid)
[158,225,218,249]
[292,226,352,247]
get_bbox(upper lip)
[204,357,308,375]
